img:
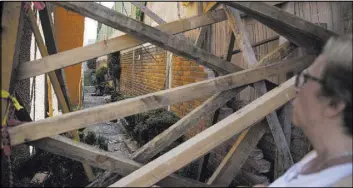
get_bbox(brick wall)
[120,44,212,127]
[120,45,167,96]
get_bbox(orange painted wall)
[54,7,84,106]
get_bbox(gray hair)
[320,34,352,136]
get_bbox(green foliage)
[84,131,96,145]
[96,136,108,151]
[78,131,85,141]
[125,109,180,145]
[82,131,108,151]
[95,66,108,79]
[87,57,98,69]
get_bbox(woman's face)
[291,55,329,130]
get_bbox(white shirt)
[269,151,352,187]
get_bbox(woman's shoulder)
[332,174,352,187]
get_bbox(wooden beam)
[225,7,293,183]
[17,8,228,80]
[30,135,209,187]
[223,28,236,62]
[225,7,257,68]
[53,2,242,75]
[275,101,293,178]
[195,3,219,48]
[193,3,221,181]
[207,75,259,186]
[87,172,121,187]
[131,87,245,163]
[207,123,267,186]
[222,2,337,53]
[109,76,299,187]
[131,2,166,24]
[279,102,292,147]
[39,4,73,111]
[241,170,270,185]
[8,56,312,146]
[1,2,25,123]
[244,158,271,174]
[231,35,280,55]
[252,41,297,69]
[132,1,224,164]
[27,8,71,114]
[26,8,95,181]
[88,4,222,184]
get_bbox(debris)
[30,172,49,184]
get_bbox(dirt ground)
[1,87,134,187]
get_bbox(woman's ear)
[324,99,346,118]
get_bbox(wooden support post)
[26,8,95,181]
[18,8,228,80]
[275,101,293,178]
[1,2,25,124]
[193,4,220,181]
[207,123,267,186]
[9,80,204,187]
[39,4,72,111]
[222,2,337,53]
[46,75,53,117]
[53,2,241,75]
[88,3,220,185]
[209,41,297,184]
[109,76,299,187]
[224,7,293,183]
[30,135,210,187]
[223,27,236,62]
[279,102,292,147]
[8,56,313,146]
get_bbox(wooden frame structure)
[2,1,338,187]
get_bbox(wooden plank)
[132,1,223,164]
[279,102,292,147]
[17,8,228,80]
[252,41,297,69]
[8,56,313,146]
[241,170,270,185]
[275,101,293,178]
[244,158,271,173]
[249,148,264,160]
[1,2,25,123]
[30,135,210,187]
[207,128,252,185]
[224,28,236,61]
[131,87,245,163]
[72,5,223,185]
[27,8,70,114]
[225,7,257,68]
[26,8,95,181]
[225,7,294,182]
[109,76,299,187]
[53,2,242,75]
[223,2,337,53]
[131,2,166,24]
[207,71,260,186]
[231,35,280,55]
[87,172,121,187]
[39,4,73,111]
[194,3,219,48]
